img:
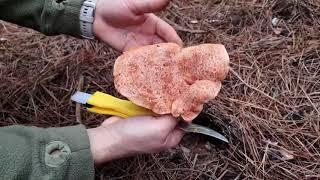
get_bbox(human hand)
[87,115,184,165]
[93,0,183,51]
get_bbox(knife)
[71,91,228,143]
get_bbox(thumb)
[127,0,171,14]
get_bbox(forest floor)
[1,0,320,179]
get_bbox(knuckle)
[157,133,168,143]
[164,142,174,149]
[155,133,168,146]
[164,141,178,149]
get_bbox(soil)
[1,0,320,179]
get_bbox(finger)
[153,115,180,133]
[149,14,183,46]
[152,36,165,44]
[164,129,185,148]
[101,116,123,127]
[126,0,171,14]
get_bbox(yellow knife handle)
[88,106,129,118]
[87,91,156,117]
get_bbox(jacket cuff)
[45,125,95,180]
[44,0,84,37]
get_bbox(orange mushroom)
[113,43,229,121]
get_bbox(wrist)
[87,126,128,165]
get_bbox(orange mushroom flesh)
[113,43,229,121]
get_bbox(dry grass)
[1,0,320,179]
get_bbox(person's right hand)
[93,0,183,51]
[87,115,185,165]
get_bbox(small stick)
[76,75,84,124]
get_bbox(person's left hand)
[93,0,183,51]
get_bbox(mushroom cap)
[113,43,229,121]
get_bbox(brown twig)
[76,75,84,124]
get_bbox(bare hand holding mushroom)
[88,0,229,166]
[85,0,185,165]
[93,0,183,51]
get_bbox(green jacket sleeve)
[0,124,95,180]
[0,0,84,37]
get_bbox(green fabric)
[0,0,84,37]
[0,125,95,180]
[0,0,95,179]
